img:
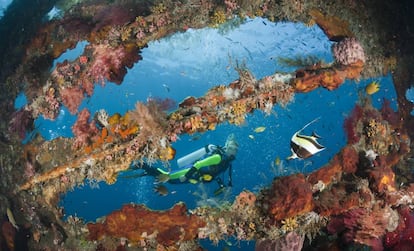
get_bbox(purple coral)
[255,232,304,251]
[8,107,34,139]
[332,37,366,65]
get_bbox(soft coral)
[384,206,414,250]
[343,104,363,144]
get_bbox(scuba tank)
[177,144,217,168]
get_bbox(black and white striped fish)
[287,118,325,160]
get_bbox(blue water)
[19,17,398,250]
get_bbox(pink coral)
[71,108,99,149]
[332,37,366,65]
[255,232,304,251]
[87,44,141,84]
[327,207,387,250]
[60,86,85,114]
[224,0,239,15]
[385,207,414,250]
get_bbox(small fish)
[162,83,170,92]
[154,184,168,196]
[155,173,170,183]
[254,126,266,133]
[248,134,255,140]
[274,156,281,166]
[365,81,380,95]
[287,118,325,160]
[6,208,19,230]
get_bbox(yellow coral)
[150,3,167,14]
[210,10,226,27]
[230,100,247,125]
[281,217,299,233]
[189,115,205,133]
[108,113,121,126]
[120,26,133,41]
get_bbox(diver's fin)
[214,186,226,196]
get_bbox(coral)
[224,0,239,15]
[343,104,367,144]
[327,206,391,250]
[232,190,256,211]
[340,146,359,173]
[367,156,397,193]
[87,203,205,248]
[380,98,401,128]
[210,9,226,27]
[308,9,353,41]
[71,109,99,149]
[60,86,85,114]
[332,37,366,66]
[259,174,314,221]
[30,86,61,120]
[385,206,414,250]
[280,217,299,233]
[307,156,343,189]
[314,183,360,216]
[8,107,34,139]
[255,232,305,251]
[92,5,138,32]
[293,63,363,93]
[86,43,141,85]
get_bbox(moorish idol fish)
[287,117,325,160]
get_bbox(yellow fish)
[365,81,380,95]
[274,156,281,166]
[254,126,266,133]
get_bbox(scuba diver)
[130,134,238,195]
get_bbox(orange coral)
[340,146,359,174]
[261,174,314,221]
[87,203,205,248]
[308,9,353,41]
[307,156,343,188]
[293,63,363,93]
